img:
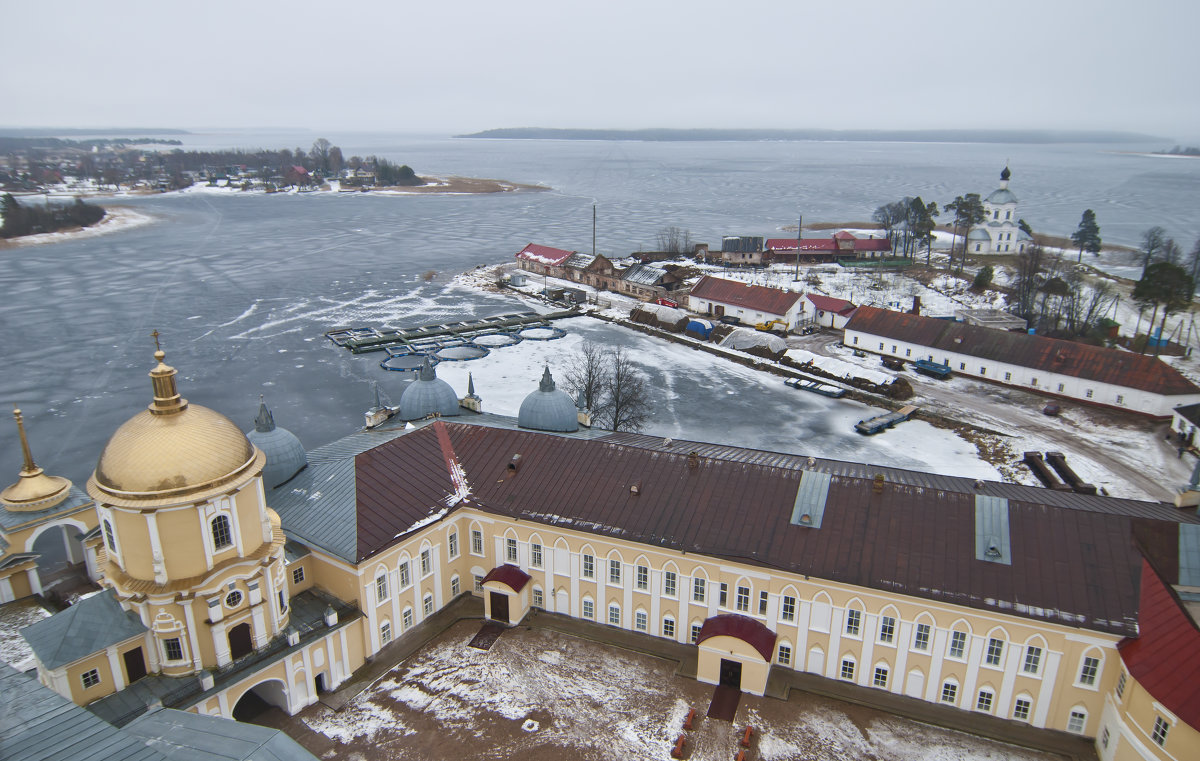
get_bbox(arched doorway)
[30,524,86,594]
[232,679,288,722]
[228,622,253,660]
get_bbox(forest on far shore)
[0,193,105,238]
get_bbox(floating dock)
[854,405,918,435]
[784,376,847,398]
[326,310,577,354]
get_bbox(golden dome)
[1,407,72,512]
[89,342,258,503]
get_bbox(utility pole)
[794,213,802,282]
[592,204,596,256]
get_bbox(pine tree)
[1070,209,1102,262]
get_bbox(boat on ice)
[784,377,847,398]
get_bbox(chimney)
[687,452,700,469]
[873,474,885,494]
[911,296,921,315]
[508,454,522,472]
[630,481,641,495]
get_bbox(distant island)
[1,193,105,238]
[1155,145,1200,157]
[457,127,1164,144]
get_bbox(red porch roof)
[697,614,777,661]
[806,294,857,315]
[482,564,532,592]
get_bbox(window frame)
[505,537,518,563]
[582,599,595,619]
[582,553,595,579]
[976,689,994,713]
[399,561,411,589]
[423,594,433,617]
[1023,645,1042,675]
[692,577,706,603]
[913,623,931,651]
[663,617,675,639]
[1078,655,1100,687]
[845,609,862,637]
[777,644,792,666]
[735,585,750,612]
[781,595,796,622]
[1151,716,1169,747]
[609,558,621,585]
[873,665,889,688]
[375,574,389,604]
[840,658,856,681]
[81,668,101,689]
[420,548,432,577]
[635,610,648,631]
[211,514,233,551]
[608,603,621,626]
[1067,709,1087,734]
[291,566,305,586]
[636,564,648,591]
[448,531,458,558]
[940,681,958,704]
[878,615,896,644]
[163,637,184,662]
[531,542,543,568]
[471,529,483,555]
[1013,697,1032,721]
[663,570,677,597]
[948,630,968,659]
[985,637,1004,667]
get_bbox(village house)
[2,345,1198,761]
[765,231,894,264]
[514,243,682,302]
[687,275,806,329]
[843,306,1200,417]
[806,294,858,329]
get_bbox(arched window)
[103,519,116,552]
[211,515,232,550]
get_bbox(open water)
[2,133,1198,484]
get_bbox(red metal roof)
[832,231,855,240]
[806,294,857,315]
[688,276,803,316]
[350,421,1200,637]
[855,238,892,251]
[697,614,777,661]
[845,306,1200,397]
[515,243,576,266]
[1118,559,1200,731]
[482,564,532,592]
[765,236,890,253]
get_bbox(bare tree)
[605,346,651,433]
[656,226,693,254]
[1011,245,1046,320]
[1189,238,1200,283]
[1140,226,1167,273]
[564,340,611,420]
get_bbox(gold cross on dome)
[151,329,161,352]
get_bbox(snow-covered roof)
[986,188,1018,205]
[516,243,576,266]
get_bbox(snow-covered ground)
[0,205,155,246]
[295,621,1064,761]
[0,599,50,671]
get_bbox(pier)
[854,405,918,435]
[326,310,578,354]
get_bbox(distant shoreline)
[456,127,1164,144]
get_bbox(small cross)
[151,330,161,352]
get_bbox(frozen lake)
[2,134,1198,485]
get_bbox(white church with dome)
[967,166,1033,254]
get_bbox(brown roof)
[698,614,776,661]
[688,276,803,316]
[351,421,1200,637]
[482,564,531,592]
[845,306,1200,396]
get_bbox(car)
[654,297,679,308]
[718,315,742,325]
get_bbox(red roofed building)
[687,276,806,329]
[481,563,533,625]
[805,294,858,329]
[765,232,894,263]
[515,243,577,275]
[697,614,777,695]
[844,306,1200,417]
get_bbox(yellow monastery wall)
[1099,667,1200,761]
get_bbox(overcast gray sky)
[4,0,1198,140]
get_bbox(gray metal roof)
[967,228,991,240]
[397,361,461,421]
[622,263,668,286]
[986,188,1018,205]
[125,708,318,761]
[0,485,92,531]
[270,458,359,563]
[564,253,597,269]
[0,664,165,761]
[21,588,147,670]
[246,427,307,490]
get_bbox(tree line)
[0,193,105,238]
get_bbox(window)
[781,596,796,622]
[1152,716,1169,747]
[533,588,543,608]
[1023,645,1042,674]
[531,543,543,568]
[1085,389,1094,399]
[103,519,116,552]
[891,345,897,354]
[81,669,101,689]
[399,561,411,588]
[471,529,483,555]
[292,567,305,585]
[913,623,930,651]
[1031,377,1038,387]
[1116,394,1124,405]
[976,689,993,712]
[691,624,702,643]
[635,610,648,631]
[879,342,885,351]
[582,599,594,619]
[164,638,184,661]
[380,621,393,645]
[778,644,792,666]
[608,604,621,626]
[225,590,243,608]
[959,362,966,370]
[1004,371,1012,381]
[473,575,483,592]
[845,609,862,636]
[636,565,648,590]
[735,586,750,612]
[664,571,677,597]
[873,666,889,688]
[879,616,895,643]
[1057,383,1065,393]
[985,637,1004,666]
[278,589,287,613]
[211,515,232,550]
[506,537,518,563]
[693,577,706,602]
[719,583,728,607]
[852,336,859,345]
[448,532,458,558]
[451,575,460,596]
[402,608,413,629]
[374,574,388,603]
[940,682,958,704]
[663,618,675,638]
[583,554,594,578]
[1013,698,1031,721]
[905,348,911,357]
[1116,671,1126,698]
[420,549,431,576]
[1068,710,1087,734]
[949,630,967,659]
[609,559,621,584]
[840,659,856,681]
[423,594,433,616]
[1079,656,1100,686]
[1101,728,1110,749]
[980,367,986,376]
[758,591,769,615]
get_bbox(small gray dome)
[986,188,1018,205]
[246,399,307,489]
[967,228,991,240]
[398,359,461,421]
[518,367,579,432]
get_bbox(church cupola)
[999,165,1011,187]
[0,407,71,512]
